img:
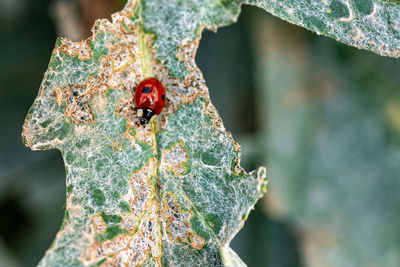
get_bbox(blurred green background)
[1,0,399,266]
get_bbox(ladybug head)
[136,107,155,125]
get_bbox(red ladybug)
[134,77,166,124]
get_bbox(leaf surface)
[24,0,399,265]
[143,0,400,78]
[248,0,400,58]
[22,1,266,266]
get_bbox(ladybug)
[134,77,166,125]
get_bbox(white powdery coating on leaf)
[24,0,267,266]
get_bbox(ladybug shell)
[134,77,166,115]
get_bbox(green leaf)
[22,1,266,266]
[248,0,400,58]
[142,0,400,79]
[26,0,398,264]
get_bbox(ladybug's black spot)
[161,94,165,101]
[142,86,153,94]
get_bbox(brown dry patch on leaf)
[121,120,147,152]
[58,38,93,60]
[161,192,206,249]
[115,0,138,23]
[202,100,225,133]
[64,84,95,124]
[134,125,156,151]
[120,213,136,232]
[129,158,157,218]
[91,214,107,234]
[53,87,63,107]
[126,205,162,266]
[161,142,189,176]
[82,234,130,264]
[83,205,162,266]
[83,158,162,266]
[220,125,245,175]
[115,97,159,152]
[53,15,142,126]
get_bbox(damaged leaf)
[144,0,400,78]
[22,1,266,266]
[25,0,398,265]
